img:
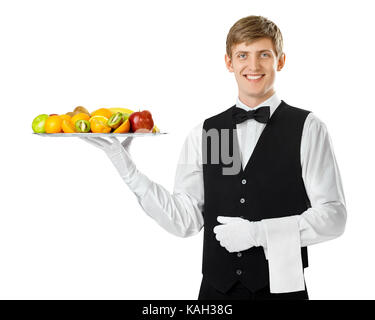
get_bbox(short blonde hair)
[226,15,284,60]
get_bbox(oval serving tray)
[33,132,167,137]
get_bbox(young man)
[80,15,347,300]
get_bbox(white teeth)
[246,75,263,80]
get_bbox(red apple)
[129,110,154,133]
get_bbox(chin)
[243,90,266,97]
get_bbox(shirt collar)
[235,92,281,118]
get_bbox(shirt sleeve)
[298,113,347,245]
[261,112,347,293]
[133,122,205,237]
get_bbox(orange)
[61,119,77,133]
[59,114,72,122]
[89,115,109,124]
[90,116,111,133]
[71,113,90,126]
[91,108,112,119]
[45,115,63,133]
[113,119,130,133]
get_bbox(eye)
[238,53,247,59]
[261,53,270,57]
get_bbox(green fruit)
[122,112,130,122]
[75,119,91,132]
[107,112,123,129]
[32,114,49,133]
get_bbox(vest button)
[237,252,242,258]
[240,198,245,204]
[241,179,247,184]
[236,269,243,275]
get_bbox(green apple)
[122,112,130,122]
[32,114,49,133]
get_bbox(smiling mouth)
[243,74,265,82]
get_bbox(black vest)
[201,100,311,293]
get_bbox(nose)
[248,54,261,71]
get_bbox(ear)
[277,52,286,71]
[224,54,234,72]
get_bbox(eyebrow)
[235,49,272,55]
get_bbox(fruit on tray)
[59,114,72,122]
[108,107,133,115]
[122,113,130,121]
[45,115,63,133]
[32,106,159,133]
[66,112,77,117]
[129,110,154,133]
[61,119,77,133]
[91,108,112,119]
[75,119,91,133]
[71,113,90,126]
[89,115,108,124]
[113,119,130,133]
[107,112,123,129]
[90,116,111,133]
[32,114,49,133]
[74,106,90,116]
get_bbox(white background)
[0,0,374,300]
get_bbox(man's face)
[225,38,285,105]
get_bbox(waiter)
[80,15,347,300]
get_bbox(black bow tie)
[232,106,270,124]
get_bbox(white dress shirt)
[132,92,347,293]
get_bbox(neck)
[238,89,275,108]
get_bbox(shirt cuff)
[262,215,305,294]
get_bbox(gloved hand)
[79,136,136,180]
[213,216,267,253]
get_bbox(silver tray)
[33,132,167,137]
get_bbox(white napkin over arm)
[262,216,304,293]
[259,113,347,293]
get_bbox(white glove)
[213,216,267,253]
[79,136,151,197]
[79,136,136,178]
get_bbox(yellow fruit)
[113,119,130,133]
[152,125,160,133]
[91,108,112,119]
[71,113,90,125]
[45,115,63,133]
[61,119,77,133]
[108,107,134,115]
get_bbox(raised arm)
[80,124,205,238]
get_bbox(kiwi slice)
[75,119,91,133]
[107,112,124,129]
